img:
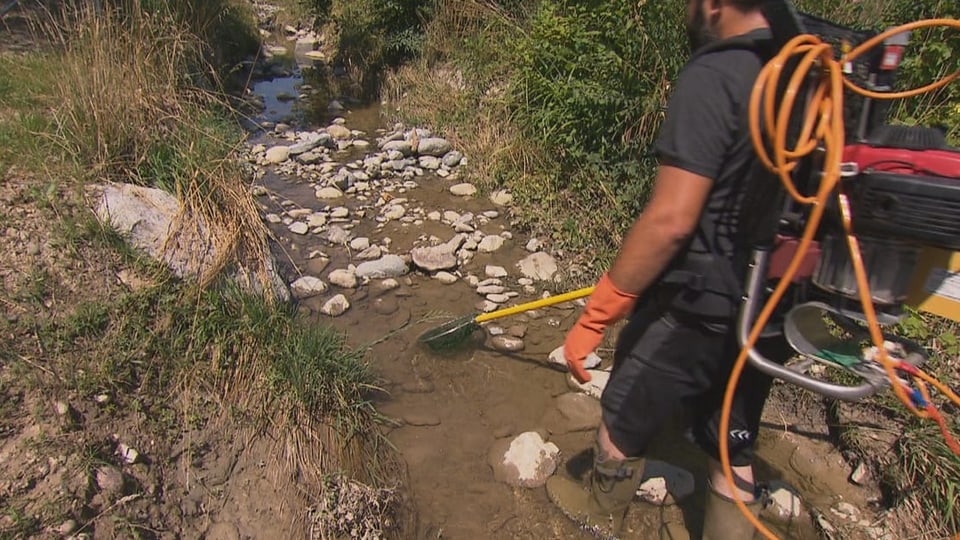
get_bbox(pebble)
[435,271,458,284]
[288,222,308,235]
[478,235,505,252]
[349,237,370,251]
[316,187,343,199]
[58,519,78,535]
[490,335,524,352]
[328,269,358,289]
[486,293,511,303]
[449,183,477,196]
[321,294,350,316]
[485,265,508,278]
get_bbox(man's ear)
[705,0,724,24]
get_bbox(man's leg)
[548,305,727,539]
[667,332,792,540]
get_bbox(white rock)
[378,278,400,291]
[477,284,506,295]
[330,207,350,219]
[477,300,499,312]
[478,235,505,252]
[287,208,312,219]
[417,137,452,157]
[381,139,413,156]
[442,210,460,222]
[490,335,524,352]
[489,189,513,206]
[117,443,139,464]
[518,252,559,281]
[487,293,511,303]
[288,222,309,235]
[435,271,458,284]
[769,487,805,520]
[850,462,871,486]
[442,150,463,167]
[485,265,508,278]
[488,432,559,488]
[636,461,696,506]
[328,269,358,289]
[315,187,343,199]
[326,225,352,244]
[307,213,327,228]
[321,294,350,316]
[450,183,477,196]
[265,145,290,164]
[349,237,370,251]
[264,213,282,224]
[427,211,442,221]
[382,205,405,220]
[290,276,327,299]
[327,124,352,140]
[637,477,669,505]
[525,238,542,252]
[419,155,442,169]
[356,245,383,260]
[355,255,409,279]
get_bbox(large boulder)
[93,182,289,301]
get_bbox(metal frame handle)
[737,249,888,401]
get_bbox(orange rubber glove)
[563,273,638,383]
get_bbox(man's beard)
[686,3,719,53]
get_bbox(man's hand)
[563,273,638,383]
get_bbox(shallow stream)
[244,42,878,540]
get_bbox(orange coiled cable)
[720,19,960,540]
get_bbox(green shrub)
[304,0,435,97]
[505,0,684,257]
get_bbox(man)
[546,0,791,539]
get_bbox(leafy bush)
[506,0,685,256]
[303,0,435,97]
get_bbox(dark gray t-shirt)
[654,29,774,268]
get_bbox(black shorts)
[600,295,791,467]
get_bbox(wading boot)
[660,480,763,540]
[545,444,645,540]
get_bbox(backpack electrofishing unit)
[739,4,960,401]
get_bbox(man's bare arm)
[607,165,713,295]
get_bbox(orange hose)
[720,18,960,540]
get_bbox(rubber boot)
[546,443,645,540]
[660,481,763,540]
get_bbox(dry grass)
[27,0,279,298]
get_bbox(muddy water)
[247,61,877,539]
